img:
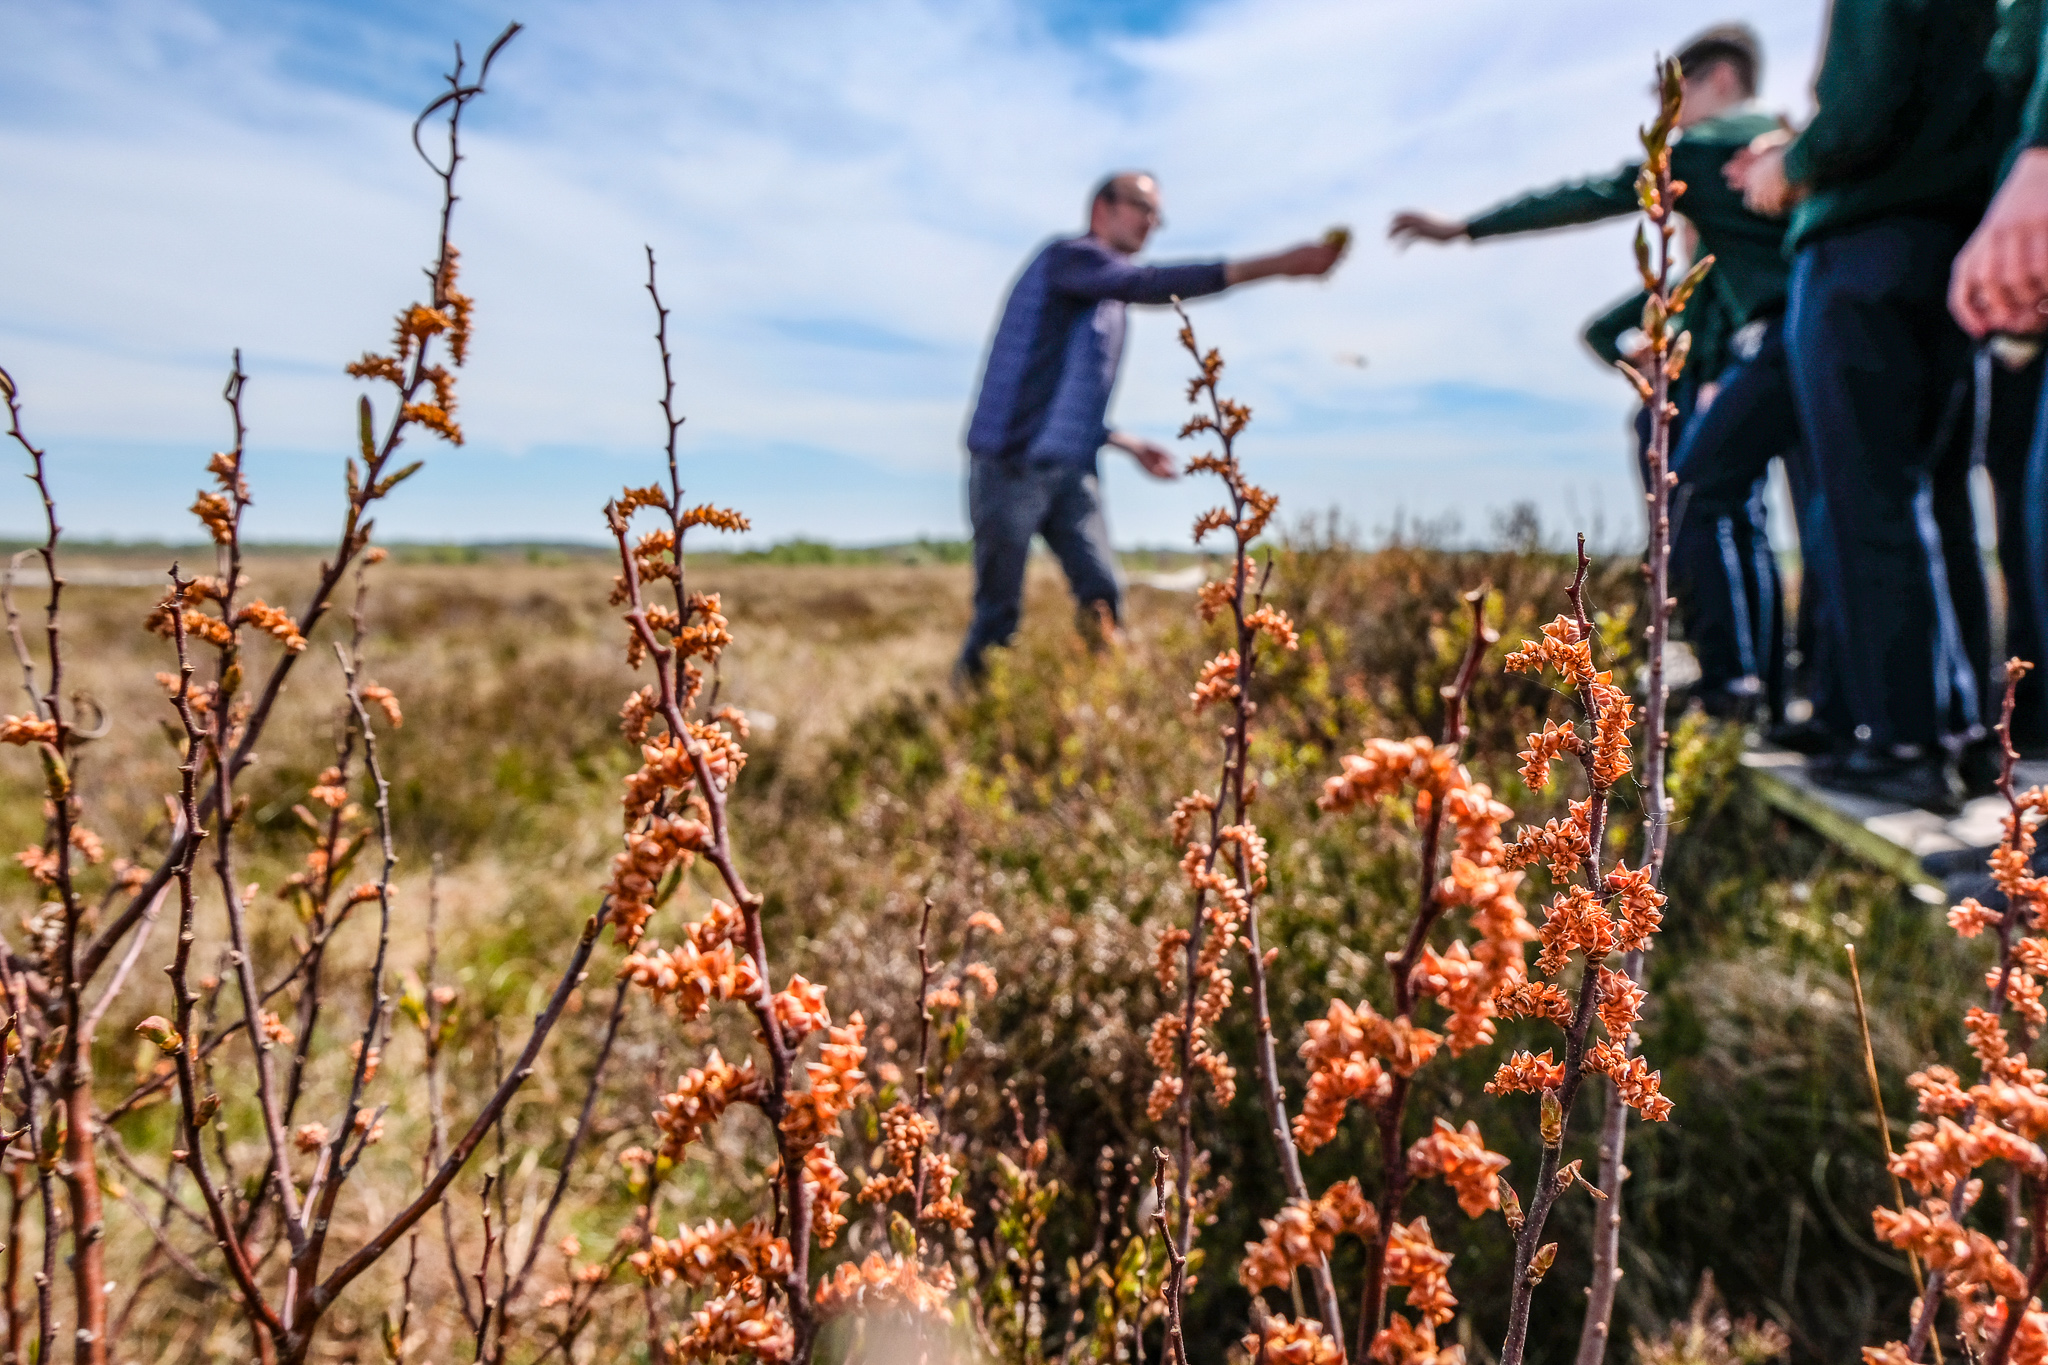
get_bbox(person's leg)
[1039,463,1124,644]
[958,457,1053,679]
[1988,355,2047,744]
[2022,363,2048,745]
[1785,221,1970,761]
[1928,361,1989,746]
[1669,319,1798,719]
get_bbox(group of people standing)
[1395,10,2048,813]
[953,5,2048,816]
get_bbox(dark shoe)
[1765,717,1838,755]
[1810,743,1963,815]
[1958,739,2004,799]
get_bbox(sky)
[0,0,1825,550]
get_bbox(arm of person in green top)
[1729,0,1922,214]
[1582,291,1651,367]
[1952,17,2048,335]
[1389,164,1641,244]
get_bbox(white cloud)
[0,0,1822,546]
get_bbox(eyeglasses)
[1114,196,1165,227]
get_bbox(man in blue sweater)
[955,173,1342,681]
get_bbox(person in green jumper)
[1388,27,1815,731]
[1728,0,2000,810]
[1947,0,2048,753]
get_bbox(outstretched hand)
[1951,149,2048,338]
[1387,211,1467,245]
[1223,239,1345,286]
[1725,129,1795,217]
[1107,433,1180,480]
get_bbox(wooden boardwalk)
[1741,745,2048,902]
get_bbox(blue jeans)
[958,457,1122,678]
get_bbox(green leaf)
[372,461,424,499]
[1669,254,1717,315]
[358,396,375,462]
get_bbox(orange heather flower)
[1605,861,1665,952]
[1407,1117,1511,1217]
[1370,1311,1462,1365]
[654,1050,763,1160]
[1381,1216,1456,1327]
[670,1279,796,1362]
[1191,650,1242,712]
[920,1152,974,1230]
[191,491,235,545]
[1595,966,1646,1042]
[1535,885,1612,978]
[0,715,55,746]
[630,1217,791,1289]
[619,939,759,1020]
[1196,578,1235,624]
[1517,719,1582,792]
[780,1014,869,1147]
[1503,615,1594,688]
[1243,1316,1346,1365]
[1492,980,1573,1025]
[1485,1050,1567,1096]
[1908,1065,1971,1118]
[234,600,307,652]
[813,1252,955,1318]
[1239,1178,1379,1293]
[771,976,831,1042]
[360,683,402,728]
[1318,736,1465,814]
[1502,801,1594,879]
[1246,603,1300,652]
[1584,673,1636,789]
[681,504,752,534]
[803,1145,850,1247]
[860,1101,938,1206]
[1586,1042,1674,1121]
[1949,898,2002,939]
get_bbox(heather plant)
[0,30,688,1365]
[1859,661,2048,1365]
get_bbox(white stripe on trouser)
[1715,515,1759,680]
[1748,494,1776,689]
[1912,473,1983,738]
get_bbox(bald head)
[1089,172,1163,254]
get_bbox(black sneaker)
[1958,739,2005,799]
[1810,743,1964,815]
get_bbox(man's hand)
[1726,129,1795,217]
[1107,432,1179,479]
[1387,211,1468,246]
[1223,240,1344,286]
[1952,149,2048,338]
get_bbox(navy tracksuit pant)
[1667,318,1799,723]
[1640,318,1837,732]
[1786,217,1989,753]
[1956,354,2048,747]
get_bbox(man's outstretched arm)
[1389,164,1641,245]
[1048,237,1340,303]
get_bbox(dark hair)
[1676,24,1761,97]
[1090,171,1156,215]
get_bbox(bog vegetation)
[1,31,2044,1365]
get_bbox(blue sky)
[0,0,1823,548]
